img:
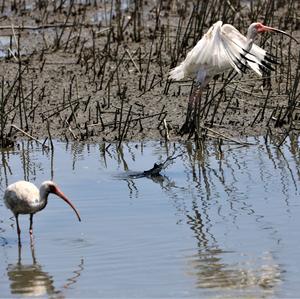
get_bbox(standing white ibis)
[4,181,81,243]
[169,21,298,134]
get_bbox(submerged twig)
[11,124,49,149]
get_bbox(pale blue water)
[0,138,300,298]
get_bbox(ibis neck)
[38,188,50,210]
[244,38,254,53]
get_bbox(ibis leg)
[29,213,34,235]
[180,88,202,135]
[15,213,21,235]
[15,213,21,246]
[180,91,195,135]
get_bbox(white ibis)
[4,180,81,243]
[169,21,298,134]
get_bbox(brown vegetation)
[0,0,299,148]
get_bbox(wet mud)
[0,0,299,146]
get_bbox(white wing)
[169,22,278,82]
[4,181,39,213]
[169,21,232,81]
[221,24,277,76]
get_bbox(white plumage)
[5,181,45,214]
[4,180,81,244]
[169,21,297,133]
[169,21,282,84]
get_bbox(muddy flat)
[0,0,299,145]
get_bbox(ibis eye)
[255,23,265,33]
[49,185,56,192]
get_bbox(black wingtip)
[235,57,249,74]
[265,53,279,65]
[266,52,277,59]
[261,60,276,71]
[240,53,256,63]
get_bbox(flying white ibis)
[4,180,81,243]
[169,21,298,134]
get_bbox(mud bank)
[0,0,299,146]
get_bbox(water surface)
[0,138,300,298]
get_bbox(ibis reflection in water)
[7,242,84,297]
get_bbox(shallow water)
[0,138,300,298]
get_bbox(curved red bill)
[263,25,299,44]
[54,187,81,222]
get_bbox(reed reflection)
[185,199,281,294]
[188,249,281,292]
[182,145,282,294]
[0,141,47,191]
[117,141,283,294]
